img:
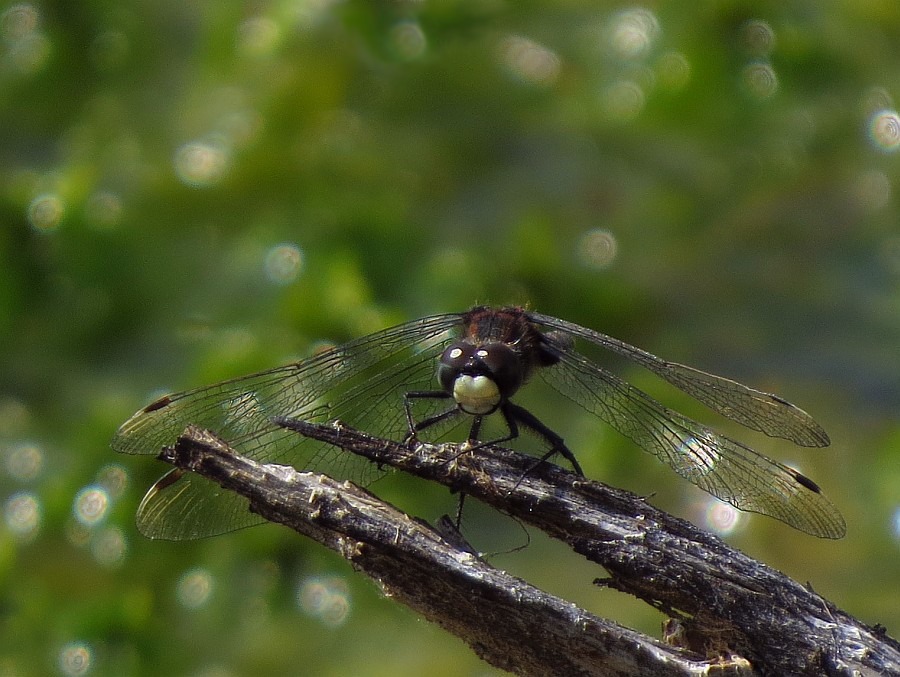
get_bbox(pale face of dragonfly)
[113,306,845,540]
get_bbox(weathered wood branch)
[160,426,710,677]
[161,422,900,677]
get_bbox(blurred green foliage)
[2,0,900,674]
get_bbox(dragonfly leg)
[466,414,484,444]
[460,408,517,450]
[455,492,466,530]
[403,390,456,441]
[503,402,584,476]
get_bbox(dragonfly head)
[439,341,524,415]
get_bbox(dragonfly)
[112,306,845,540]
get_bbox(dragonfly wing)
[528,311,829,447]
[539,346,845,538]
[136,470,264,540]
[113,313,464,539]
[113,364,302,459]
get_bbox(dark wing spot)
[143,395,172,413]
[150,468,183,493]
[791,470,822,494]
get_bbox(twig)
[161,422,900,677]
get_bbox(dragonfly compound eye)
[474,342,524,397]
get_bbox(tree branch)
[161,422,900,677]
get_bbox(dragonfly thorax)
[439,341,525,415]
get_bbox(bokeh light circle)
[578,229,618,270]
[91,526,127,567]
[742,61,778,99]
[390,21,427,60]
[1,3,39,41]
[5,442,43,481]
[602,80,645,121]
[741,19,775,56]
[58,642,92,676]
[27,193,64,231]
[84,190,122,230]
[498,34,561,86]
[236,16,280,56]
[608,7,660,60]
[96,464,129,499]
[177,568,215,609]
[5,492,40,537]
[174,140,231,187]
[869,110,900,152]
[264,243,304,285]
[73,486,110,526]
[297,575,351,627]
[703,500,743,536]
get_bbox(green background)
[2,1,899,675]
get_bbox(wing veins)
[528,312,829,447]
[544,349,843,537]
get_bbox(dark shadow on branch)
[160,422,900,677]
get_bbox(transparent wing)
[135,470,264,540]
[113,313,465,539]
[537,342,845,538]
[528,311,829,447]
